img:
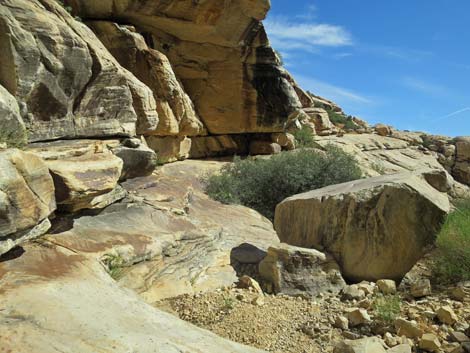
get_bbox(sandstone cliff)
[0,1,470,352]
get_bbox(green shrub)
[204,146,362,220]
[102,254,127,280]
[432,199,470,284]
[326,109,359,130]
[292,125,316,148]
[372,294,402,323]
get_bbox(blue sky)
[266,0,470,136]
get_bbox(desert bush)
[102,254,127,280]
[326,109,358,130]
[205,146,362,220]
[372,294,402,323]
[292,125,316,148]
[432,199,470,284]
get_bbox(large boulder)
[0,149,56,255]
[69,0,303,135]
[0,85,27,148]
[259,243,346,297]
[28,140,124,212]
[453,136,470,185]
[274,170,451,282]
[0,0,158,142]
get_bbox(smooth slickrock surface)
[275,170,450,282]
[0,244,265,353]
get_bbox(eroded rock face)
[275,170,451,282]
[88,21,204,137]
[0,149,56,255]
[0,85,27,148]
[70,0,303,134]
[0,0,158,142]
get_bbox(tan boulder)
[410,279,432,298]
[275,170,450,282]
[376,124,392,136]
[346,308,371,327]
[0,85,27,148]
[28,141,125,212]
[437,305,458,325]
[271,132,296,150]
[0,0,158,142]
[259,243,346,297]
[146,136,192,163]
[0,149,56,255]
[303,107,335,135]
[394,318,424,339]
[453,137,470,185]
[89,22,204,137]
[334,337,386,353]
[377,279,397,294]
[419,333,441,352]
[69,0,302,135]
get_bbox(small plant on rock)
[222,296,235,311]
[372,294,402,323]
[432,199,470,284]
[102,253,127,280]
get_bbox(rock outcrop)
[0,149,56,255]
[0,0,158,142]
[69,0,303,135]
[274,170,451,282]
[88,21,204,137]
[0,85,27,147]
[259,243,346,297]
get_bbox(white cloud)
[401,77,446,96]
[293,73,371,105]
[264,16,353,51]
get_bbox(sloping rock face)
[0,244,265,353]
[69,0,303,135]
[0,149,56,255]
[0,159,277,352]
[274,170,451,282]
[0,0,158,141]
[46,159,279,301]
